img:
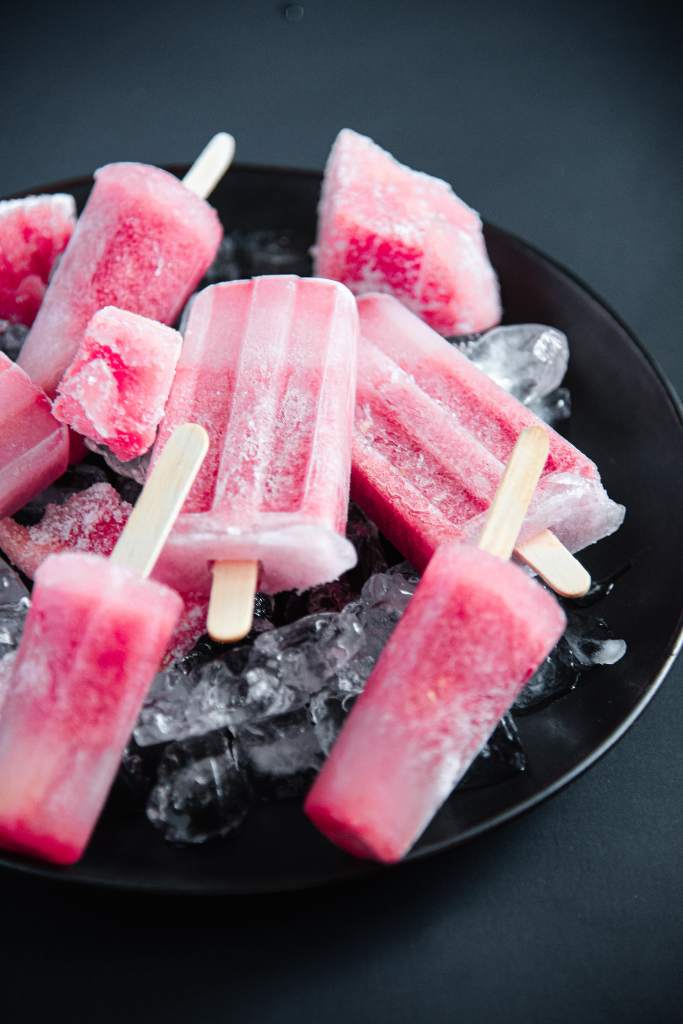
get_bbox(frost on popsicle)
[0,194,76,326]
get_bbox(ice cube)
[146,731,250,844]
[332,567,419,697]
[563,614,627,667]
[136,638,302,747]
[0,598,29,655]
[118,739,163,801]
[308,690,350,755]
[515,607,626,711]
[137,657,236,746]
[248,608,364,696]
[455,324,569,405]
[235,708,324,798]
[527,386,571,425]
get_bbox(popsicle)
[314,128,501,336]
[18,134,234,396]
[53,306,183,460]
[352,293,625,595]
[151,275,359,641]
[0,193,76,326]
[0,353,69,518]
[0,423,208,865]
[305,427,567,863]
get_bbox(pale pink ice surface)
[54,306,182,460]
[0,194,76,326]
[305,543,566,862]
[19,163,222,396]
[314,128,501,336]
[0,552,182,864]
[0,353,69,518]
[0,484,207,664]
[352,294,625,571]
[153,275,359,595]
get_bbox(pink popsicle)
[305,541,566,863]
[0,353,69,518]
[18,163,222,396]
[0,423,207,865]
[152,275,359,596]
[314,128,501,336]
[0,552,182,864]
[0,194,76,326]
[53,306,182,460]
[352,293,624,571]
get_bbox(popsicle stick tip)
[478,427,550,561]
[183,133,236,199]
[516,530,592,598]
[175,422,210,454]
[208,560,259,643]
[523,424,550,448]
[110,422,209,578]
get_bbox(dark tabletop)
[2,2,682,1021]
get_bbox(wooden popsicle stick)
[111,424,209,579]
[182,133,236,199]
[208,560,259,643]
[516,530,591,598]
[478,427,550,560]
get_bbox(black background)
[1,2,682,1021]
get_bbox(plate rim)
[1,164,682,895]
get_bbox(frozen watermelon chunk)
[314,129,501,335]
[53,306,182,461]
[0,195,76,326]
[0,482,131,577]
[0,482,207,663]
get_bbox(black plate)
[1,164,682,894]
